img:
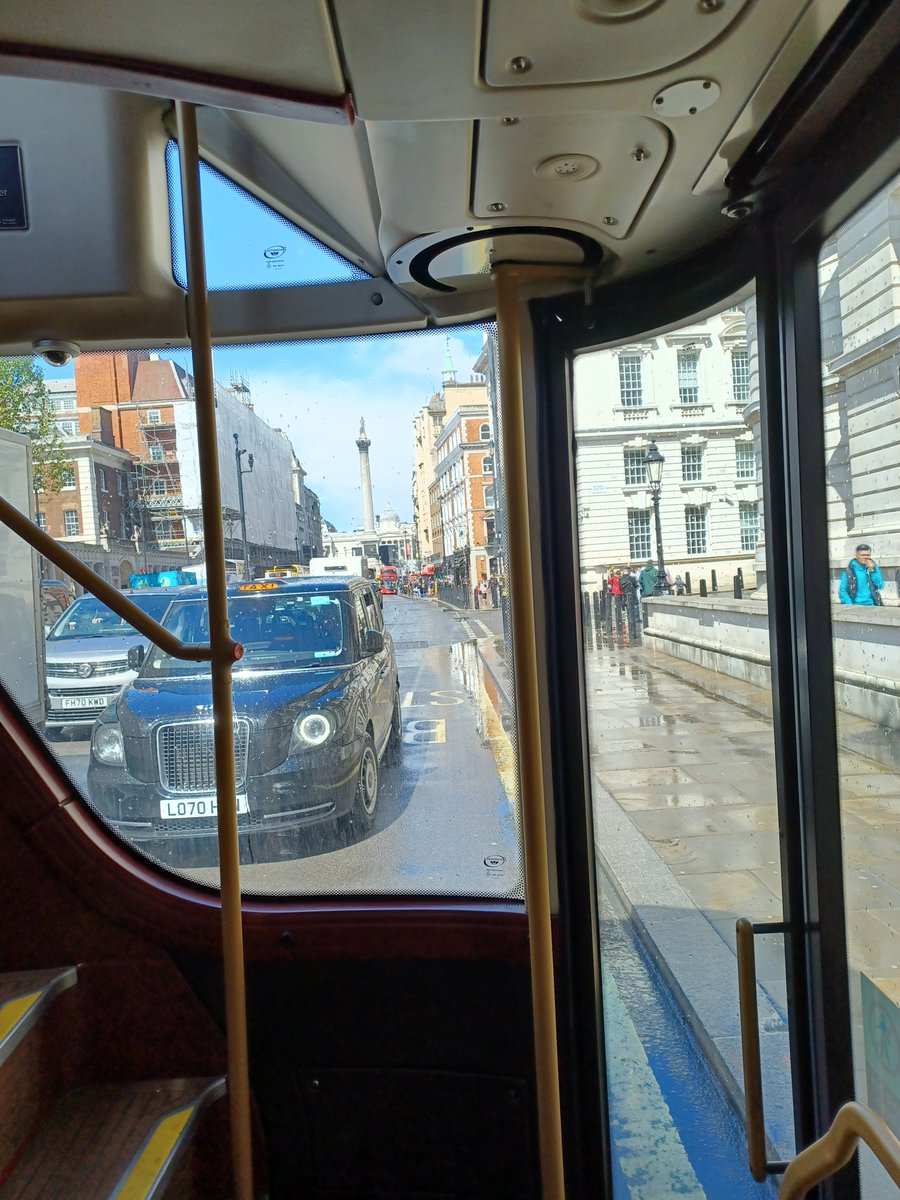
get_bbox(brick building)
[429,402,494,589]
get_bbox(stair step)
[0,968,77,1067]
[0,1076,226,1200]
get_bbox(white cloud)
[211,329,487,531]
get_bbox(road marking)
[402,719,446,744]
[429,690,464,706]
[401,690,427,709]
[475,620,494,637]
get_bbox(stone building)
[573,308,757,590]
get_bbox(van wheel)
[349,733,379,828]
[384,693,402,767]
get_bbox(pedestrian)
[473,582,480,609]
[620,568,639,629]
[639,559,658,597]
[489,574,499,608]
[479,574,489,608]
[674,574,685,596]
[839,543,884,605]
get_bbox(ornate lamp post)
[233,433,254,580]
[644,440,668,594]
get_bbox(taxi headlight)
[92,722,125,765]
[290,711,334,751]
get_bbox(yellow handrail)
[492,261,592,1200]
[779,1102,900,1199]
[174,100,254,1200]
[0,495,211,662]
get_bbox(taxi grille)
[156,719,250,794]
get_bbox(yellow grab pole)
[174,101,253,1200]
[492,263,566,1200]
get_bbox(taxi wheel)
[349,733,379,828]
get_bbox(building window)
[482,456,493,474]
[61,467,76,489]
[677,350,700,404]
[117,473,126,496]
[152,478,167,495]
[59,420,79,436]
[618,354,643,406]
[50,394,76,413]
[149,443,164,462]
[628,510,652,560]
[623,448,647,485]
[685,505,708,555]
[37,512,47,532]
[120,513,128,540]
[732,349,750,403]
[98,467,108,492]
[148,409,162,424]
[479,423,490,441]
[484,485,495,509]
[739,501,760,552]
[63,509,79,537]
[681,445,704,482]
[736,441,755,479]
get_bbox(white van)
[308,557,370,577]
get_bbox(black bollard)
[593,590,602,629]
[734,575,743,599]
[711,569,718,592]
[699,579,708,597]
[737,567,744,583]
[684,572,692,595]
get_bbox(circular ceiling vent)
[390,226,604,293]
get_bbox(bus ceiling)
[0,0,880,350]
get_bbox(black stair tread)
[0,1076,226,1200]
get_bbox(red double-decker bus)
[378,566,399,595]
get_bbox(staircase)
[0,968,226,1199]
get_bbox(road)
[52,595,521,898]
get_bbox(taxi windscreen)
[144,592,349,674]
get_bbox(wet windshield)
[47,593,174,640]
[143,592,350,676]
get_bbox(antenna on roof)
[441,337,456,386]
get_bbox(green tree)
[0,357,70,495]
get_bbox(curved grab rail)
[779,1101,900,1199]
[0,494,212,662]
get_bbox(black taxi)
[87,575,400,857]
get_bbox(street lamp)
[644,440,668,595]
[233,433,254,580]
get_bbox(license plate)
[59,694,110,710]
[160,794,250,820]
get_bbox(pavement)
[582,624,900,1164]
[440,591,900,1161]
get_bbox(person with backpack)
[839,543,884,605]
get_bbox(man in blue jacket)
[839,543,884,605]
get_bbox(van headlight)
[92,722,125,765]
[290,711,334,752]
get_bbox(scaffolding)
[131,407,191,554]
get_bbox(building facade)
[573,308,757,589]
[429,402,495,590]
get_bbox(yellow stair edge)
[0,967,77,1068]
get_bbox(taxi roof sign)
[238,581,281,591]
